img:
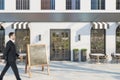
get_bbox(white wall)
[106,23,117,61]
[3,22,118,61]
[3,23,15,44]
[106,0,116,11]
[29,22,91,61]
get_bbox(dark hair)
[9,32,14,38]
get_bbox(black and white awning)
[12,22,29,29]
[92,22,109,29]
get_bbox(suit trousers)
[0,61,21,80]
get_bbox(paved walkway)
[0,61,120,80]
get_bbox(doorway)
[50,29,71,61]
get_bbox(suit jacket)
[3,40,19,62]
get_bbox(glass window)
[116,26,120,52]
[0,0,4,10]
[91,28,106,53]
[50,29,71,61]
[66,0,80,10]
[15,29,30,53]
[66,0,72,9]
[91,0,105,10]
[41,0,55,10]
[0,26,5,53]
[16,0,30,10]
[116,0,120,9]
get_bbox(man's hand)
[19,56,23,62]
[18,56,22,59]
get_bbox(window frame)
[91,28,106,54]
[91,0,105,10]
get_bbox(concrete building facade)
[0,0,120,61]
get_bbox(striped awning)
[92,22,109,29]
[12,22,29,29]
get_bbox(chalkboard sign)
[26,44,50,77]
[28,44,48,65]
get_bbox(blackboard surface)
[28,44,48,66]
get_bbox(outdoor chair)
[111,53,120,63]
[99,55,108,63]
[89,54,98,63]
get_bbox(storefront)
[0,13,119,61]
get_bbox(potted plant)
[73,49,79,62]
[81,48,87,62]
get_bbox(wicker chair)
[89,54,97,63]
[99,55,108,63]
[111,53,120,63]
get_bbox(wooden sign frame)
[25,44,50,77]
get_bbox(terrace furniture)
[99,55,108,63]
[89,53,107,64]
[111,53,120,63]
[0,54,3,62]
[89,54,97,63]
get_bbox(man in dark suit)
[0,32,21,80]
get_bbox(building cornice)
[0,13,120,22]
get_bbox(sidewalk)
[0,61,120,80]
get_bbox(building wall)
[0,0,119,13]
[106,23,117,60]
[2,22,118,61]
[29,22,91,61]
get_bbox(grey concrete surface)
[0,61,120,80]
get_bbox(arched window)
[91,28,106,53]
[15,28,30,53]
[116,26,120,53]
[0,26,5,53]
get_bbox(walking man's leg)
[10,62,21,80]
[0,62,10,80]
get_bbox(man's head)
[9,32,15,40]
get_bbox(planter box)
[73,50,79,62]
[81,50,87,62]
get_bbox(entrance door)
[0,26,5,53]
[50,29,71,61]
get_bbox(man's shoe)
[17,78,21,80]
[0,78,3,80]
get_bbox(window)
[16,0,30,10]
[116,0,120,9]
[116,26,120,52]
[0,26,5,53]
[66,0,80,10]
[41,0,55,10]
[91,28,106,53]
[91,0,105,10]
[15,29,30,53]
[0,0,4,10]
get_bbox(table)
[113,53,120,56]
[90,53,104,64]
